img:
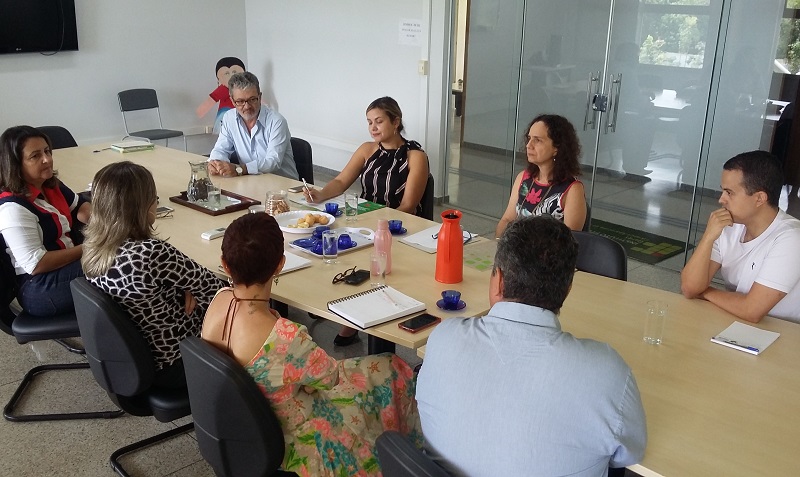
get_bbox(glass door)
[692,0,793,246]
[446,1,527,218]
[589,0,723,272]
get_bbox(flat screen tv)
[0,0,78,54]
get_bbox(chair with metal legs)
[0,236,122,422]
[71,278,193,476]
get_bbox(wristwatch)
[235,165,243,176]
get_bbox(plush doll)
[196,56,245,133]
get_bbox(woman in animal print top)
[81,161,225,387]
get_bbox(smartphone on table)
[398,313,441,333]
[287,185,306,193]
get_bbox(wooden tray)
[169,190,260,216]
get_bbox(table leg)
[368,335,395,355]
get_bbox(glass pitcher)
[187,161,212,202]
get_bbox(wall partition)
[448,0,792,272]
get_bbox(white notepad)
[711,321,780,355]
[327,285,426,329]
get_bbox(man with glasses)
[208,72,298,179]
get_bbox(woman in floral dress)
[201,212,421,476]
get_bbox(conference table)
[420,269,800,476]
[53,144,800,476]
[53,144,493,354]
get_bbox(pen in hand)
[302,178,314,202]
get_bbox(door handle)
[604,73,622,134]
[583,71,601,130]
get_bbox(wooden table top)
[53,144,493,350]
[55,145,800,475]
[421,271,800,476]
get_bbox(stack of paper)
[711,321,780,355]
[400,225,475,254]
[110,140,155,153]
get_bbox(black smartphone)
[344,269,370,285]
[398,313,441,333]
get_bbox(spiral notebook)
[327,285,426,329]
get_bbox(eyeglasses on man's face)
[231,94,261,108]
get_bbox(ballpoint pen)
[715,336,759,353]
[301,178,311,197]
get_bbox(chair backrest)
[582,202,592,232]
[376,431,451,477]
[180,337,286,477]
[37,126,78,149]
[420,173,435,220]
[572,231,627,281]
[70,278,155,397]
[118,88,160,112]
[290,136,314,184]
[0,235,18,334]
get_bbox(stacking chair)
[0,236,122,422]
[290,136,314,184]
[70,278,193,476]
[376,431,451,477]
[37,125,78,149]
[420,173,435,220]
[572,231,628,281]
[117,88,186,150]
[180,337,295,477]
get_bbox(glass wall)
[448,0,794,271]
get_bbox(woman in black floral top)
[81,161,225,387]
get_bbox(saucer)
[291,237,318,249]
[333,209,343,217]
[390,227,407,235]
[436,299,466,311]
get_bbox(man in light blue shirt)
[208,72,298,179]
[416,215,647,477]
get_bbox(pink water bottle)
[374,219,392,274]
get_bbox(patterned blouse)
[89,238,226,369]
[516,169,581,222]
[244,316,422,476]
[360,139,425,216]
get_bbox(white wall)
[0,0,247,143]
[244,0,451,194]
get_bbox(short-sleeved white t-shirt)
[712,210,800,323]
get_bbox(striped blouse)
[360,139,425,216]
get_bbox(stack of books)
[110,140,155,153]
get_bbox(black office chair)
[180,337,296,477]
[37,126,78,149]
[376,431,451,477]
[71,278,193,476]
[290,137,314,184]
[0,236,122,422]
[117,88,186,150]
[420,173,435,220]
[582,202,592,232]
[572,231,628,281]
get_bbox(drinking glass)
[345,193,359,222]
[322,230,338,264]
[643,300,668,345]
[370,251,387,287]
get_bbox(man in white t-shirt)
[681,150,800,323]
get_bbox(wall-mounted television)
[0,0,78,54]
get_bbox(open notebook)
[327,285,426,329]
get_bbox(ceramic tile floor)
[0,134,671,475]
